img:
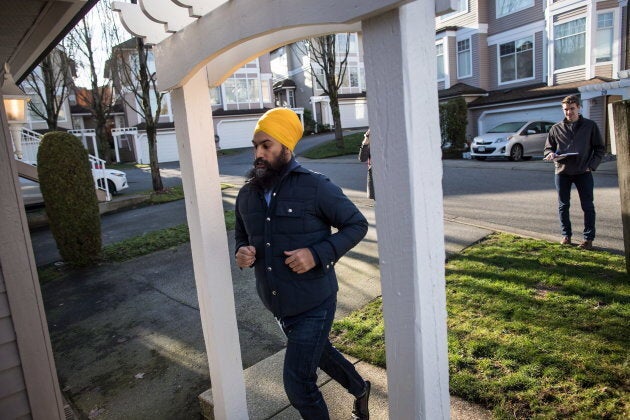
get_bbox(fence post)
[612,100,630,273]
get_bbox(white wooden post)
[362,2,450,418]
[170,69,248,419]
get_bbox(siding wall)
[594,63,613,78]
[0,271,30,418]
[554,68,586,84]
[588,98,605,127]
[597,0,619,10]
[448,35,458,87]
[489,31,544,90]
[488,0,545,35]
[435,0,479,31]
[474,33,490,89]
[554,6,587,23]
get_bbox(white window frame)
[594,11,614,64]
[497,36,535,85]
[439,0,468,22]
[456,37,472,79]
[553,16,587,72]
[496,0,534,19]
[436,42,445,81]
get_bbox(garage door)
[478,105,563,134]
[216,118,259,150]
[339,99,369,128]
[134,129,180,164]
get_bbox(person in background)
[543,95,605,250]
[234,108,371,419]
[358,129,374,199]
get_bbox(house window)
[554,17,586,70]
[496,0,534,18]
[224,74,261,107]
[440,0,468,21]
[287,90,295,108]
[27,95,67,122]
[209,86,222,105]
[457,38,472,79]
[595,12,614,63]
[499,36,533,83]
[436,44,445,80]
[336,33,359,54]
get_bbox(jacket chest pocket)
[274,200,305,233]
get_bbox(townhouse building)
[270,33,370,130]
[436,0,629,149]
[107,38,276,160]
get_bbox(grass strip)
[331,233,629,419]
[101,210,235,263]
[301,132,365,159]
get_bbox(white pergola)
[113,0,455,418]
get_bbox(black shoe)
[352,381,370,420]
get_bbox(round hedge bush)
[37,131,101,266]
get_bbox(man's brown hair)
[561,95,580,106]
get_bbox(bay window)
[595,12,614,63]
[437,44,445,80]
[554,18,586,70]
[496,0,534,19]
[457,38,472,79]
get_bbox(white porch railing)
[13,128,111,201]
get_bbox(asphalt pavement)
[33,136,622,419]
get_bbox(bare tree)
[20,43,74,130]
[108,37,164,192]
[65,1,118,162]
[302,34,351,148]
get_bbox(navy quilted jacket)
[235,159,368,318]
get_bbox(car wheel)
[473,156,486,161]
[107,179,118,195]
[508,144,524,161]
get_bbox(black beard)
[247,155,290,190]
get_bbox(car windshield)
[487,122,527,133]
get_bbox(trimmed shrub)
[37,131,101,266]
[439,97,468,150]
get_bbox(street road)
[219,146,622,254]
[29,143,624,266]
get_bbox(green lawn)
[331,233,629,419]
[300,132,365,159]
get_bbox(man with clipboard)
[543,95,605,250]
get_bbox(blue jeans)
[555,172,596,241]
[280,295,366,420]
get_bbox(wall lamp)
[2,63,30,159]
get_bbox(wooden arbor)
[114,0,454,418]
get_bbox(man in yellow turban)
[235,108,371,419]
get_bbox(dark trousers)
[554,172,596,240]
[280,296,366,419]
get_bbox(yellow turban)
[254,108,303,151]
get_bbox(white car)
[92,167,128,195]
[471,121,555,161]
[20,166,128,207]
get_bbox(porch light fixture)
[2,63,30,159]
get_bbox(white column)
[170,69,248,419]
[362,2,450,419]
[8,123,23,159]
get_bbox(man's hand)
[236,245,256,268]
[544,152,556,161]
[284,248,316,274]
